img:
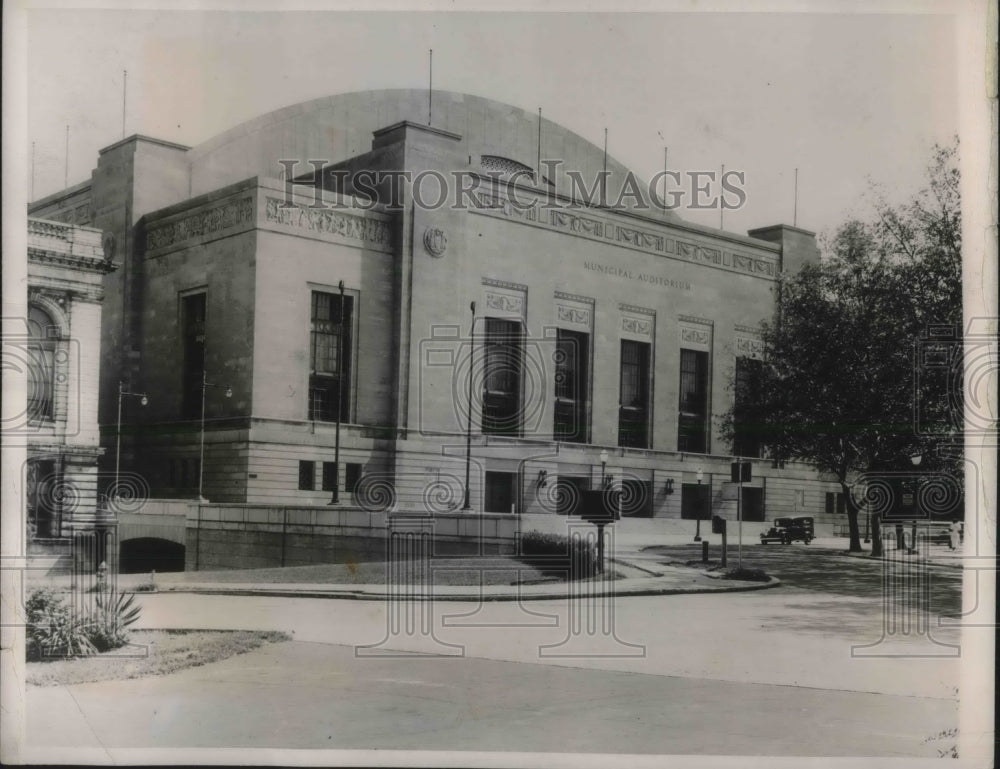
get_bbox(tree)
[722,140,962,554]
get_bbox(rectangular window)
[309,291,353,422]
[553,329,589,443]
[181,293,206,419]
[733,357,764,458]
[321,461,337,492]
[825,491,846,515]
[618,340,650,448]
[482,318,522,435]
[298,460,315,491]
[484,471,517,513]
[677,349,709,453]
[345,463,363,494]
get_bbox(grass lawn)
[27,629,291,687]
[140,556,620,587]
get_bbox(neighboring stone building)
[28,89,850,534]
[24,217,112,541]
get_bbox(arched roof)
[187,89,680,221]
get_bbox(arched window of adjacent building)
[27,304,57,422]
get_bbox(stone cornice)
[466,180,780,280]
[678,314,715,327]
[28,247,114,275]
[619,303,656,317]
[553,291,595,305]
[482,277,529,292]
[145,193,256,256]
[263,194,393,252]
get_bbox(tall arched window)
[27,304,57,422]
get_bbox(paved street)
[638,541,963,613]
[29,638,954,757]
[27,542,963,759]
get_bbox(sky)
[24,5,959,241]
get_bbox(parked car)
[759,523,789,544]
[759,517,814,545]
[787,516,814,544]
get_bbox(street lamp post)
[596,449,612,574]
[329,280,345,505]
[462,301,476,511]
[198,371,232,503]
[694,467,704,541]
[115,381,148,499]
[908,453,922,554]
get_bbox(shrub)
[519,531,600,579]
[89,591,142,652]
[26,588,96,661]
[25,587,143,659]
[720,566,770,582]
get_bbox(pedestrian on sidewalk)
[948,520,960,551]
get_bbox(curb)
[837,549,963,570]
[135,573,782,602]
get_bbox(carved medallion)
[423,227,448,258]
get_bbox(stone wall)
[184,505,517,571]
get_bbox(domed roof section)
[187,89,680,222]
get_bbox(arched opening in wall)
[120,537,185,573]
[27,304,58,423]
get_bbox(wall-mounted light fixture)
[663,478,675,495]
[537,469,548,487]
[599,449,612,488]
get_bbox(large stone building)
[24,217,112,541]
[28,89,849,534]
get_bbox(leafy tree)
[722,140,962,554]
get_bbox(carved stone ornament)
[102,232,116,262]
[423,227,448,257]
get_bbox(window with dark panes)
[733,356,764,458]
[553,329,589,443]
[482,318,522,435]
[618,340,650,448]
[309,291,353,422]
[344,463,363,494]
[181,293,206,419]
[678,348,709,453]
[298,460,315,491]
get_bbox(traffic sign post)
[731,460,752,569]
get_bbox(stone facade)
[27,89,849,535]
[24,217,113,539]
